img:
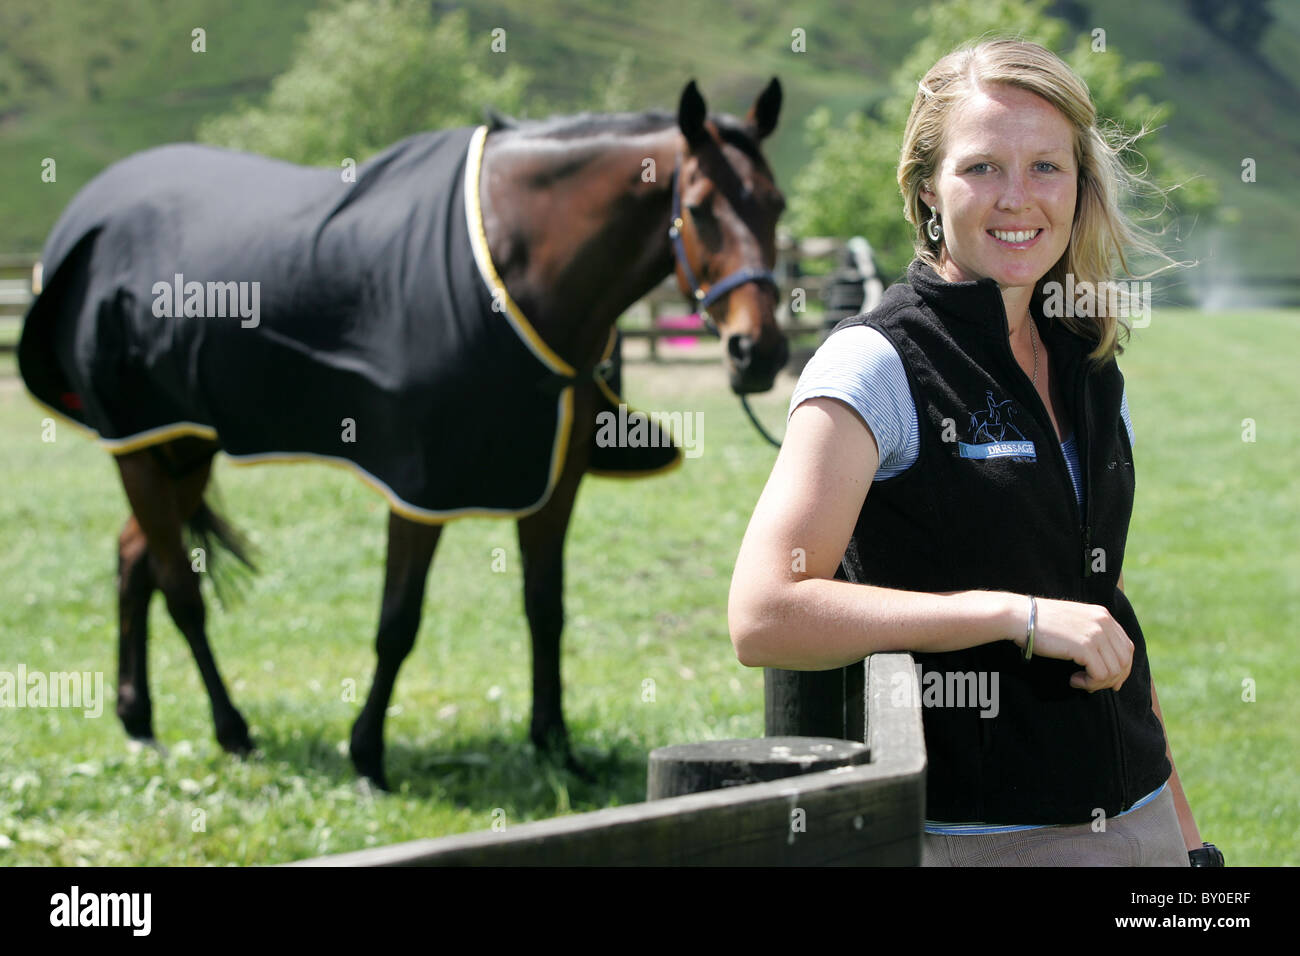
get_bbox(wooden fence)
[0,254,37,321]
[290,652,925,866]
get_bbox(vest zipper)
[1079,373,1092,582]
[1076,369,1128,811]
[996,314,1086,566]
[1078,359,1129,812]
[998,311,1129,812]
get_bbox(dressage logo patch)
[957,389,1037,461]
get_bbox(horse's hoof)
[530,723,570,757]
[563,752,598,785]
[220,736,255,757]
[119,713,155,741]
[216,724,255,756]
[533,731,597,783]
[354,763,390,792]
[127,736,169,758]
[350,748,391,792]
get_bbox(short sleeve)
[787,325,919,477]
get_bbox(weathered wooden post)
[763,664,864,742]
[646,736,870,800]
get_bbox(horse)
[17,78,789,789]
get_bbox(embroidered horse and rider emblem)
[957,389,1037,460]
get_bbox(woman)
[728,38,1219,866]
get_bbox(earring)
[926,206,943,242]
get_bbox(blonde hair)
[898,37,1180,364]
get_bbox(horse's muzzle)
[727,333,789,394]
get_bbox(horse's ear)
[678,79,709,149]
[746,77,782,141]
[484,106,517,132]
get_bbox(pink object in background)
[656,313,703,348]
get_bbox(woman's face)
[919,83,1078,293]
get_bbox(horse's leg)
[115,449,252,754]
[350,511,442,790]
[116,514,156,743]
[517,435,592,781]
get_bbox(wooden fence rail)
[289,653,925,866]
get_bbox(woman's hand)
[1018,597,1134,693]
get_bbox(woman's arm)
[728,397,1018,669]
[1119,573,1203,849]
[728,397,1134,689]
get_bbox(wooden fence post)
[764,661,865,742]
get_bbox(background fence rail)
[0,236,858,354]
[9,242,1295,357]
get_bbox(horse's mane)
[494,107,765,165]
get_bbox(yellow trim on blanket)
[217,390,571,526]
[25,394,110,442]
[30,387,572,526]
[26,395,218,456]
[463,125,576,378]
[104,423,218,454]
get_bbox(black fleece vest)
[831,259,1170,825]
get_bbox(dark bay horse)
[19,79,788,789]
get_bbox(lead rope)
[739,394,783,449]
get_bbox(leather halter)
[668,160,779,336]
[536,155,782,399]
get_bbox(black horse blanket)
[19,125,679,522]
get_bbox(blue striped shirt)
[789,324,1146,833]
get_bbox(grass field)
[0,309,1296,866]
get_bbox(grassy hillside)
[0,0,320,251]
[0,0,1295,281]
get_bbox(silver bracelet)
[1023,595,1036,661]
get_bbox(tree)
[197,0,530,166]
[788,0,1218,281]
[1186,0,1274,53]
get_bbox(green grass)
[0,308,1296,865]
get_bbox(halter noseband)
[667,160,779,336]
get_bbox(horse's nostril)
[727,335,754,368]
[775,338,790,370]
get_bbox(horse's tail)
[185,493,258,609]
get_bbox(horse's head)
[672,78,789,394]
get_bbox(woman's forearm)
[730,577,1023,670]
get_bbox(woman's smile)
[988,227,1044,248]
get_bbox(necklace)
[1030,320,1039,387]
